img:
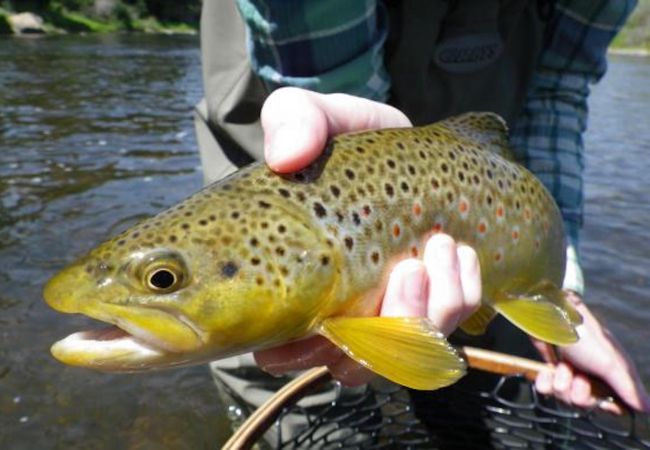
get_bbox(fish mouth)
[50,315,204,372]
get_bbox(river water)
[0,34,648,449]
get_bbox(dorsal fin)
[439,112,514,161]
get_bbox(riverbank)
[0,2,198,35]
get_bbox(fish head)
[44,193,339,372]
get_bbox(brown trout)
[44,113,581,390]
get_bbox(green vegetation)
[0,8,11,34]
[612,1,650,51]
[1,0,200,34]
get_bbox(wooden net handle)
[222,345,621,450]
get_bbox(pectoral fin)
[460,304,497,335]
[493,285,579,345]
[318,317,466,390]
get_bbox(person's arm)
[509,0,649,413]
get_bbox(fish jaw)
[44,263,207,371]
[50,327,192,372]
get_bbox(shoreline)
[608,47,650,57]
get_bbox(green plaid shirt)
[236,0,636,293]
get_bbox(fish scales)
[43,112,579,390]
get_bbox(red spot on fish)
[410,246,418,257]
[413,202,422,217]
[496,206,504,218]
[362,205,372,217]
[524,208,532,221]
[512,230,519,241]
[392,224,401,238]
[477,221,487,234]
[494,251,502,262]
[459,200,468,214]
[432,222,443,233]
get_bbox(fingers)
[261,87,411,173]
[535,362,623,414]
[380,259,428,317]
[254,335,342,375]
[424,234,481,336]
[254,335,373,387]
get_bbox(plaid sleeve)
[235,0,390,101]
[510,0,637,294]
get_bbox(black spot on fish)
[169,235,177,243]
[386,159,396,169]
[408,165,416,176]
[250,238,259,247]
[384,183,395,197]
[278,188,291,198]
[356,146,365,154]
[371,252,380,264]
[330,185,341,198]
[221,261,238,278]
[344,237,354,250]
[352,212,361,226]
[278,225,287,234]
[486,169,493,179]
[400,181,410,192]
[275,247,285,256]
[320,255,330,266]
[293,172,305,182]
[345,169,356,180]
[251,257,261,266]
[448,151,457,160]
[231,211,240,219]
[336,211,344,223]
[117,239,126,246]
[441,163,449,174]
[258,200,271,209]
[199,219,208,226]
[458,172,465,182]
[396,142,405,151]
[181,223,190,230]
[313,202,327,218]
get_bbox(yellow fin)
[526,280,583,326]
[439,112,514,160]
[460,304,497,335]
[318,317,466,390]
[493,291,579,345]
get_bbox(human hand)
[254,87,482,385]
[534,291,650,414]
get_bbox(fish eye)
[145,266,183,293]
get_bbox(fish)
[43,112,581,391]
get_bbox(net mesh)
[263,370,650,450]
